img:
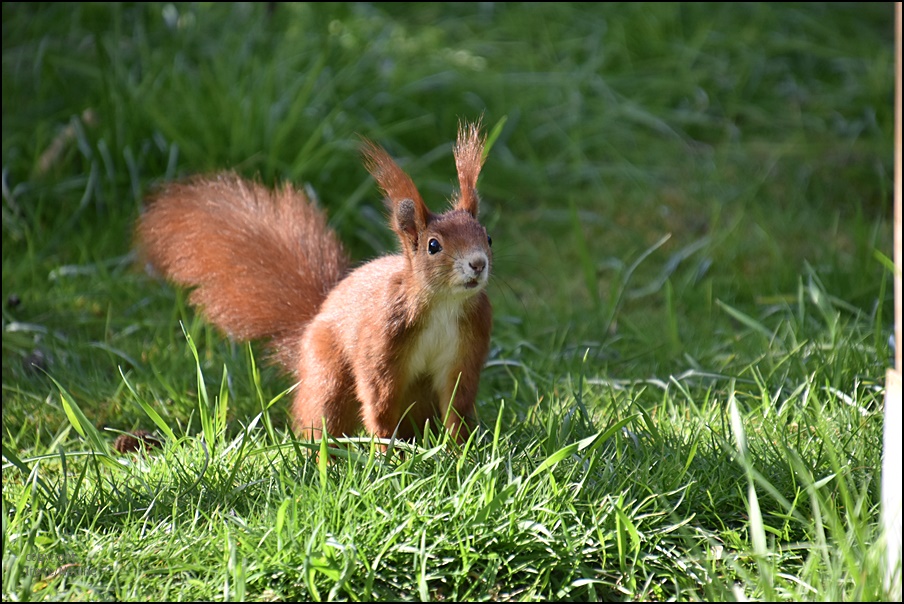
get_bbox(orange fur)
[136,122,493,443]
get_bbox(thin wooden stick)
[892,0,901,408]
[884,2,902,599]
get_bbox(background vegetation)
[2,2,897,600]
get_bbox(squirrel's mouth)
[462,277,486,290]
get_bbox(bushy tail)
[136,172,349,369]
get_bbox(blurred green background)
[2,1,896,431]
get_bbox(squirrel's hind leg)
[291,327,359,440]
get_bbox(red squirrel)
[136,122,492,443]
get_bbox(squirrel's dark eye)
[487,235,493,247]
[428,238,442,255]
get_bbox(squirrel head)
[363,121,492,299]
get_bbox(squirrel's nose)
[469,256,487,275]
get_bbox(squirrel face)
[414,210,492,298]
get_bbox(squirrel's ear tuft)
[362,139,431,249]
[453,120,486,218]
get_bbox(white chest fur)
[405,298,463,388]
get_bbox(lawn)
[1,2,898,600]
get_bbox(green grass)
[2,2,897,601]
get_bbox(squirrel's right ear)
[453,121,487,218]
[362,140,431,250]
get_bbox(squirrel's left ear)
[453,120,486,218]
[362,140,432,250]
